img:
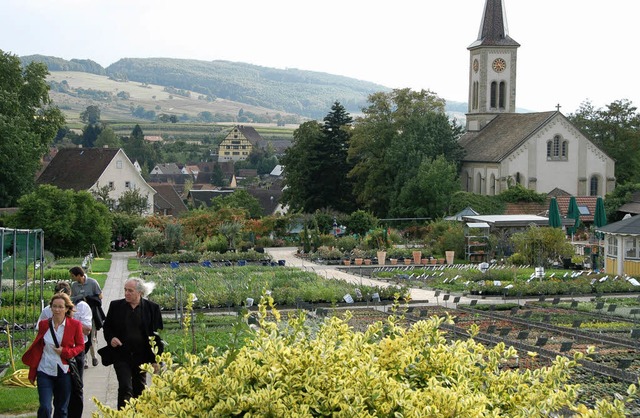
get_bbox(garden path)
[82,250,134,416]
[265,247,452,305]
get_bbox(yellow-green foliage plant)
[94,297,637,417]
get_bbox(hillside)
[45,71,294,126]
[22,55,469,124]
[22,55,391,120]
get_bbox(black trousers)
[68,351,84,418]
[113,358,147,410]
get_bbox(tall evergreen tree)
[321,102,355,213]
[281,102,354,213]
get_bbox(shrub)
[97,299,634,417]
[199,235,228,253]
[336,235,358,252]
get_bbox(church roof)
[469,0,520,48]
[459,111,556,162]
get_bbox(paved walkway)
[265,247,464,306]
[82,251,135,416]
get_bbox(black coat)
[102,298,163,365]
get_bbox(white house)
[37,147,156,216]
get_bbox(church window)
[472,82,479,110]
[490,82,497,108]
[476,173,483,194]
[590,175,599,196]
[490,174,496,196]
[547,135,568,161]
[515,172,521,185]
[498,82,506,109]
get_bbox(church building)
[458,0,615,197]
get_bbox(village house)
[36,147,156,216]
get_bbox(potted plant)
[351,248,366,265]
[412,250,422,264]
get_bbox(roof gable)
[459,112,556,162]
[36,147,120,190]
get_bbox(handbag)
[48,319,83,390]
[97,345,114,366]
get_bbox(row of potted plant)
[308,246,452,266]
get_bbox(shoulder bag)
[48,319,83,390]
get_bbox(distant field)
[106,122,295,142]
[47,71,299,125]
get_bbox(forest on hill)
[21,55,391,120]
[20,54,468,123]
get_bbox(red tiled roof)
[555,196,598,222]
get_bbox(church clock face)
[492,58,506,73]
[473,59,479,73]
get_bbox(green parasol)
[548,198,562,228]
[566,196,581,235]
[594,196,607,239]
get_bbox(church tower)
[466,0,520,132]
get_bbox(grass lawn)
[0,368,38,416]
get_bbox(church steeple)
[466,0,520,131]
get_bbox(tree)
[116,188,150,216]
[281,102,354,213]
[94,126,122,149]
[568,99,640,185]
[122,124,157,172]
[209,190,263,218]
[346,210,378,236]
[81,122,103,148]
[280,121,324,211]
[80,105,101,125]
[0,51,65,207]
[348,88,463,217]
[394,155,461,218]
[10,185,112,257]
[510,225,574,267]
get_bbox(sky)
[2,0,638,115]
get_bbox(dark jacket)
[83,294,106,330]
[102,298,163,365]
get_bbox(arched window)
[476,173,483,194]
[590,175,599,196]
[499,81,506,109]
[547,135,568,161]
[490,82,497,108]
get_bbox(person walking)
[22,292,85,418]
[37,282,92,418]
[101,277,163,410]
[69,266,103,368]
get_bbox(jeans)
[68,351,84,418]
[37,368,71,418]
[113,359,147,410]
